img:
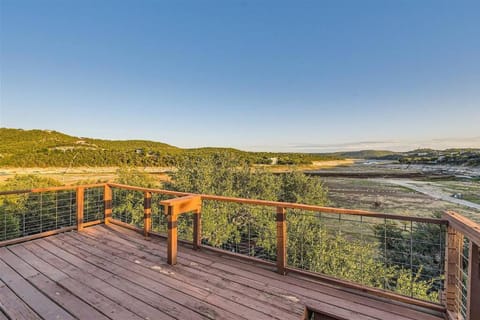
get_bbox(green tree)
[0,175,64,240]
[111,167,159,227]
[373,216,445,298]
[166,153,283,247]
[166,152,438,302]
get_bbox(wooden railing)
[443,211,480,320]
[0,184,105,246]
[1,182,480,319]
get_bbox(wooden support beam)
[193,208,202,250]
[276,207,287,275]
[144,191,152,238]
[104,185,112,225]
[76,187,84,231]
[467,242,480,320]
[166,206,178,265]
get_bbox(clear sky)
[1,0,479,152]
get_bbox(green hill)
[0,128,183,167]
[0,128,340,167]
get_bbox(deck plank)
[90,224,443,320]
[1,225,445,320]
[70,229,399,320]
[34,239,212,320]
[0,279,41,320]
[1,246,110,320]
[7,244,143,320]
[112,224,443,320]
[52,233,273,320]
[72,230,305,319]
[0,255,76,320]
[0,309,8,320]
[46,235,247,320]
[17,242,175,320]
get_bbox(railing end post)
[166,205,178,265]
[104,184,112,225]
[144,191,152,238]
[76,186,85,231]
[276,206,287,275]
[193,207,202,250]
[467,241,480,320]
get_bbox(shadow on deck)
[0,224,444,320]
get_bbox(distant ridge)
[330,150,399,159]
[1,128,478,167]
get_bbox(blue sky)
[1,0,479,152]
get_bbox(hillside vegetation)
[398,149,480,166]
[328,150,401,159]
[3,128,477,168]
[0,128,340,167]
[327,149,480,166]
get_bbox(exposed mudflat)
[318,161,480,223]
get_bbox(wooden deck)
[0,224,445,320]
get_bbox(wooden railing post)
[166,205,178,265]
[144,191,152,237]
[161,195,202,265]
[76,187,84,231]
[276,206,287,275]
[104,185,112,225]
[445,226,462,315]
[467,241,480,320]
[193,207,202,250]
[444,211,480,319]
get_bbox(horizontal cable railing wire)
[111,187,145,228]
[110,187,182,237]
[150,192,176,235]
[176,211,195,242]
[200,199,277,263]
[83,186,105,223]
[286,209,446,303]
[1,189,77,241]
[456,237,469,320]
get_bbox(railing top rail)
[201,194,448,224]
[108,183,447,225]
[443,211,480,245]
[0,183,106,196]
